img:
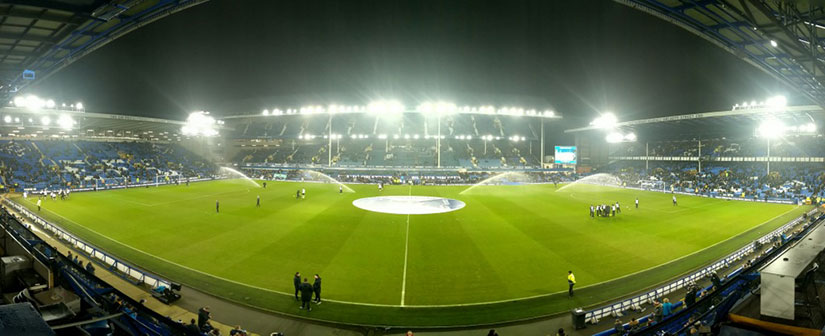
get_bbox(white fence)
[4,199,172,290]
[584,208,818,322]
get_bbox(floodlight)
[3,116,9,123]
[13,96,26,107]
[591,112,618,129]
[181,111,218,137]
[413,134,419,139]
[765,95,787,108]
[368,100,404,114]
[14,117,19,123]
[625,132,637,142]
[45,99,55,109]
[605,132,622,143]
[393,134,400,139]
[466,135,472,140]
[41,116,51,126]
[770,40,778,47]
[57,115,75,130]
[75,102,84,110]
[757,119,786,139]
[378,134,387,139]
[262,109,269,116]
[404,134,410,139]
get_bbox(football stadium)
[1,1,825,336]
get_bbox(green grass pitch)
[13,179,809,326]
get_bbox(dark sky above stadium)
[32,0,794,127]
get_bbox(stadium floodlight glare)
[368,100,404,115]
[45,99,55,109]
[591,112,618,129]
[41,116,51,126]
[605,132,624,143]
[756,119,786,139]
[262,109,269,116]
[765,95,787,108]
[378,134,387,139]
[75,102,84,110]
[770,40,778,47]
[3,116,10,123]
[625,132,637,142]
[13,96,25,107]
[181,111,219,137]
[57,115,75,130]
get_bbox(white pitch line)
[400,184,412,306]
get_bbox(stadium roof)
[565,104,825,139]
[0,0,207,101]
[0,105,187,140]
[617,0,825,106]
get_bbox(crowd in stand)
[608,162,825,202]
[610,135,825,158]
[231,113,542,168]
[0,140,216,191]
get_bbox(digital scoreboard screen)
[554,146,577,164]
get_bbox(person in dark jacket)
[299,278,314,311]
[197,306,211,331]
[313,274,322,304]
[684,284,697,308]
[186,319,201,334]
[711,272,721,288]
[293,272,301,301]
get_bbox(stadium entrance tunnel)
[352,196,466,215]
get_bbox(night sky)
[30,0,794,128]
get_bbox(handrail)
[584,207,818,322]
[4,198,172,290]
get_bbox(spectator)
[613,319,624,334]
[406,331,414,336]
[555,328,566,336]
[85,261,95,274]
[628,317,639,332]
[185,318,200,333]
[487,330,499,336]
[198,306,212,331]
[662,298,674,317]
[653,300,663,322]
[711,272,721,289]
[230,325,248,336]
[684,284,697,308]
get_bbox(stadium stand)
[0,140,217,191]
[228,113,542,169]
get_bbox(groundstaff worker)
[567,270,576,297]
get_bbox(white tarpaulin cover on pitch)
[352,196,466,215]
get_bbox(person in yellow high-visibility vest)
[567,271,576,297]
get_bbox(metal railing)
[4,199,172,290]
[584,208,818,322]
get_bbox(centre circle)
[352,196,466,215]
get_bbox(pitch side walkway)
[7,199,813,336]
